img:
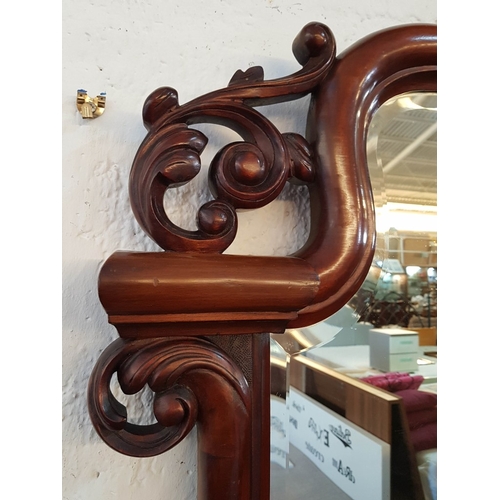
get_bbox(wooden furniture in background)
[288,355,427,500]
[414,327,438,346]
[87,22,437,499]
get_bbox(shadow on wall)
[62,258,117,447]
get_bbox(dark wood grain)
[87,337,252,500]
[129,23,336,253]
[98,251,319,338]
[88,22,437,500]
[290,24,437,327]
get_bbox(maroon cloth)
[361,376,438,452]
[395,389,437,412]
[361,372,424,392]
[410,422,437,451]
[406,407,437,430]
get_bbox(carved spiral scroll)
[129,22,336,252]
[87,336,251,461]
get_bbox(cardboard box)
[369,328,418,372]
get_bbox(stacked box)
[369,328,418,372]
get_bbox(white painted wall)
[62,1,436,498]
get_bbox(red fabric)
[410,422,437,451]
[406,407,437,430]
[395,389,437,412]
[361,372,424,392]
[361,375,438,452]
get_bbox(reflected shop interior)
[269,93,437,500]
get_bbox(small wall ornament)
[76,89,106,118]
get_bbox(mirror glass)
[270,92,437,499]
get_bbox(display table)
[303,345,437,387]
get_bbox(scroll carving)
[129,22,335,253]
[88,21,437,500]
[126,22,437,326]
[88,336,252,499]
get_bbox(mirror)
[270,92,437,500]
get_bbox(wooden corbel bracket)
[87,22,437,500]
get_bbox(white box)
[369,328,418,372]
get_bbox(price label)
[288,388,390,500]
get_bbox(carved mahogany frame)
[87,22,436,500]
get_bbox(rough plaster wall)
[62,1,436,498]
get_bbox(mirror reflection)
[270,93,437,500]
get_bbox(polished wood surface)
[88,336,252,500]
[87,21,437,500]
[130,22,336,253]
[98,251,319,338]
[290,24,437,327]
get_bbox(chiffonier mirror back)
[87,22,437,500]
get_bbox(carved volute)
[87,21,437,500]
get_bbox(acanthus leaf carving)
[142,86,180,131]
[284,132,316,184]
[87,336,251,496]
[129,22,336,252]
[228,66,265,87]
[86,21,437,500]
